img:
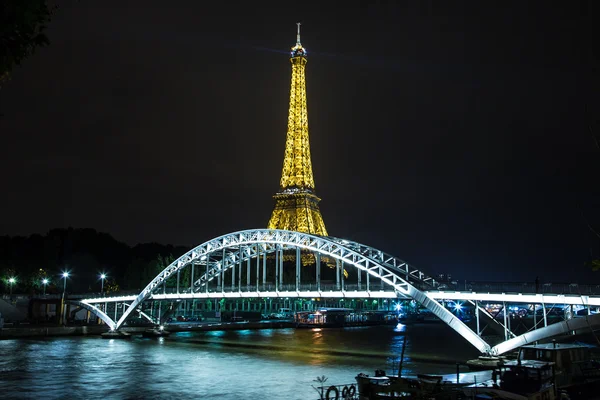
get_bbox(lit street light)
[42,278,49,295]
[100,273,106,294]
[62,272,69,296]
[60,272,70,327]
[8,277,16,298]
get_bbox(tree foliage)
[0,228,188,294]
[0,0,52,84]
[588,259,600,272]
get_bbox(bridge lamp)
[453,302,463,312]
[42,278,49,295]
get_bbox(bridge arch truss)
[80,229,491,353]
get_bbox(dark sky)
[1,1,598,282]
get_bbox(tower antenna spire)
[296,22,301,46]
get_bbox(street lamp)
[100,273,106,294]
[62,272,69,296]
[42,278,49,295]
[8,277,16,297]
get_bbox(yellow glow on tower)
[267,23,328,236]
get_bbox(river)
[0,323,480,399]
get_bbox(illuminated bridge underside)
[77,229,600,355]
[426,292,600,307]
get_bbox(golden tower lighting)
[267,23,328,236]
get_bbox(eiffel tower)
[267,23,328,236]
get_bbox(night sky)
[1,1,598,282]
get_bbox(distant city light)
[395,304,402,311]
[454,302,463,311]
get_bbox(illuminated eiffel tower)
[267,23,328,236]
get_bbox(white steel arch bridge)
[76,229,600,356]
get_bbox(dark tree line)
[0,228,188,295]
[1,0,52,86]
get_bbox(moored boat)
[353,369,476,399]
[466,355,508,371]
[101,330,131,339]
[518,342,600,399]
[142,326,170,338]
[462,359,556,400]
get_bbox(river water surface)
[0,323,480,399]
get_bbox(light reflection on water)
[0,324,479,400]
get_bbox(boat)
[142,326,170,338]
[347,332,483,399]
[295,308,397,329]
[466,355,508,371]
[462,359,556,400]
[354,370,468,399]
[518,342,600,399]
[101,330,131,339]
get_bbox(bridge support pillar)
[190,262,195,293]
[503,302,508,341]
[279,248,284,289]
[336,258,341,290]
[205,261,209,294]
[247,255,251,291]
[231,250,236,291]
[475,300,480,336]
[238,249,242,293]
[542,302,547,327]
[262,247,266,290]
[275,246,279,291]
[296,247,301,291]
[341,261,345,292]
[219,248,224,291]
[256,245,260,291]
[569,304,573,320]
[315,252,321,292]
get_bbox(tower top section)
[291,22,307,58]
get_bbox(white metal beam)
[426,292,600,306]
[491,313,600,355]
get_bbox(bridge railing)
[32,282,600,301]
[434,281,600,296]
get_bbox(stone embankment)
[0,320,294,339]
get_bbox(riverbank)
[0,320,295,339]
[0,324,109,339]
